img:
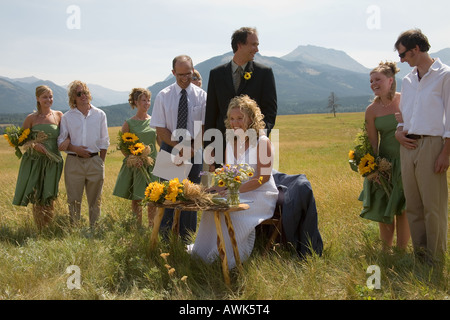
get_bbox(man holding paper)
[150,55,207,239]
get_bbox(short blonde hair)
[225,95,265,133]
[68,80,92,109]
[35,85,52,113]
[128,88,151,109]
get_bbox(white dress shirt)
[399,58,450,138]
[58,105,110,153]
[150,82,206,140]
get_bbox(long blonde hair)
[370,61,400,101]
[35,85,53,113]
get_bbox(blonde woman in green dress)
[113,88,159,226]
[13,85,65,229]
[360,61,410,251]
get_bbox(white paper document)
[151,149,193,181]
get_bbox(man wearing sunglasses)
[394,29,450,264]
[58,80,110,229]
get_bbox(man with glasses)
[394,29,450,264]
[58,80,110,228]
[150,55,207,240]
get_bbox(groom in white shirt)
[394,29,450,263]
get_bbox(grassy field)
[0,112,448,301]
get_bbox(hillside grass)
[0,112,448,300]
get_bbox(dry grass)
[0,112,448,300]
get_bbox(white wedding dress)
[190,135,279,269]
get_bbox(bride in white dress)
[190,95,278,269]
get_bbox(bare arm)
[364,108,379,155]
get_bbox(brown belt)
[68,152,99,158]
[406,134,431,140]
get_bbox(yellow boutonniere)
[244,72,252,80]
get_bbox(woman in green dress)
[13,85,64,229]
[113,88,159,226]
[359,61,410,251]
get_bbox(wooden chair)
[258,185,285,251]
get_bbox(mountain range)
[1,45,449,122]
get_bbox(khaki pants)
[400,136,448,259]
[64,155,105,227]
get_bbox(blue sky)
[1,0,449,91]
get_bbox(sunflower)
[165,178,183,202]
[358,153,377,176]
[3,134,14,147]
[218,180,225,187]
[145,182,165,202]
[233,176,241,183]
[129,142,145,155]
[18,128,30,144]
[348,150,355,160]
[244,72,252,80]
[122,132,139,144]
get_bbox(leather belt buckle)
[68,152,99,158]
[406,134,421,140]
[406,134,431,140]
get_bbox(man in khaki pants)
[394,29,450,264]
[58,80,110,228]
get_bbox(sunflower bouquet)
[144,178,216,209]
[348,124,392,196]
[117,130,154,183]
[3,125,61,162]
[3,125,32,159]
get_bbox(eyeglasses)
[192,76,201,81]
[76,91,88,97]
[398,48,411,59]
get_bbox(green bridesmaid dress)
[113,118,158,200]
[13,124,63,206]
[359,114,406,224]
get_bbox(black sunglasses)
[76,91,88,97]
[398,48,411,59]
